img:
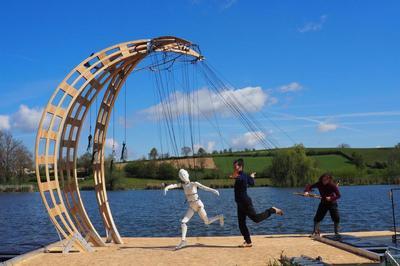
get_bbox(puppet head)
[178,169,190,184]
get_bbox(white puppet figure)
[164,169,224,250]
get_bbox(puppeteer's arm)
[304,182,318,192]
[164,183,181,195]
[194,182,219,196]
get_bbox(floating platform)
[6,231,395,266]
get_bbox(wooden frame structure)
[35,36,202,252]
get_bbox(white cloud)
[11,105,43,133]
[278,82,303,93]
[317,123,338,132]
[194,141,216,153]
[206,141,216,152]
[298,15,327,33]
[142,86,273,120]
[0,115,11,130]
[232,131,266,149]
[105,138,119,150]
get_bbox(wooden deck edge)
[2,240,65,266]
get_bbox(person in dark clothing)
[304,173,341,236]
[231,158,283,247]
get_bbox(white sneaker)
[220,215,224,227]
[175,240,187,250]
[238,241,252,248]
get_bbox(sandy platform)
[14,231,392,266]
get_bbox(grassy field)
[79,176,170,190]
[217,147,395,162]
[213,156,273,175]
[337,148,394,164]
[212,154,357,174]
[312,155,356,171]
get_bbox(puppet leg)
[198,207,224,226]
[176,208,195,250]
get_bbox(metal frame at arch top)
[35,36,202,251]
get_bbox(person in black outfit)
[231,159,283,247]
[304,173,341,236]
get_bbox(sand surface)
[15,231,392,266]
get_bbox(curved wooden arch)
[35,36,202,251]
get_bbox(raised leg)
[246,204,275,223]
[198,207,224,226]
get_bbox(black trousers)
[237,199,274,244]
[314,202,340,224]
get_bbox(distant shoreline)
[0,181,396,193]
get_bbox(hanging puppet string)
[198,62,278,149]
[202,62,296,146]
[141,48,295,167]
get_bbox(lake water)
[0,185,398,256]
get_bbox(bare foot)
[271,207,284,216]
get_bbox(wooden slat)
[89,78,101,90]
[76,65,95,81]
[61,139,76,148]
[101,102,111,112]
[69,205,79,214]
[60,82,78,97]
[37,155,55,165]
[47,105,57,115]
[49,204,66,217]
[47,105,66,117]
[40,130,58,140]
[97,51,110,65]
[66,117,81,127]
[76,96,90,106]
[40,180,58,191]
[120,44,130,57]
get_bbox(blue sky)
[0,0,399,159]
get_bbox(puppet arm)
[194,182,219,196]
[164,183,181,195]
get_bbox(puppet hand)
[250,172,256,178]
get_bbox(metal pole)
[392,189,398,244]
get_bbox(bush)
[124,161,177,180]
[266,145,318,187]
[352,152,365,170]
[158,163,176,180]
[125,161,147,178]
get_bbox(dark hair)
[319,173,333,183]
[233,158,244,169]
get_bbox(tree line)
[123,143,400,187]
[0,130,33,184]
